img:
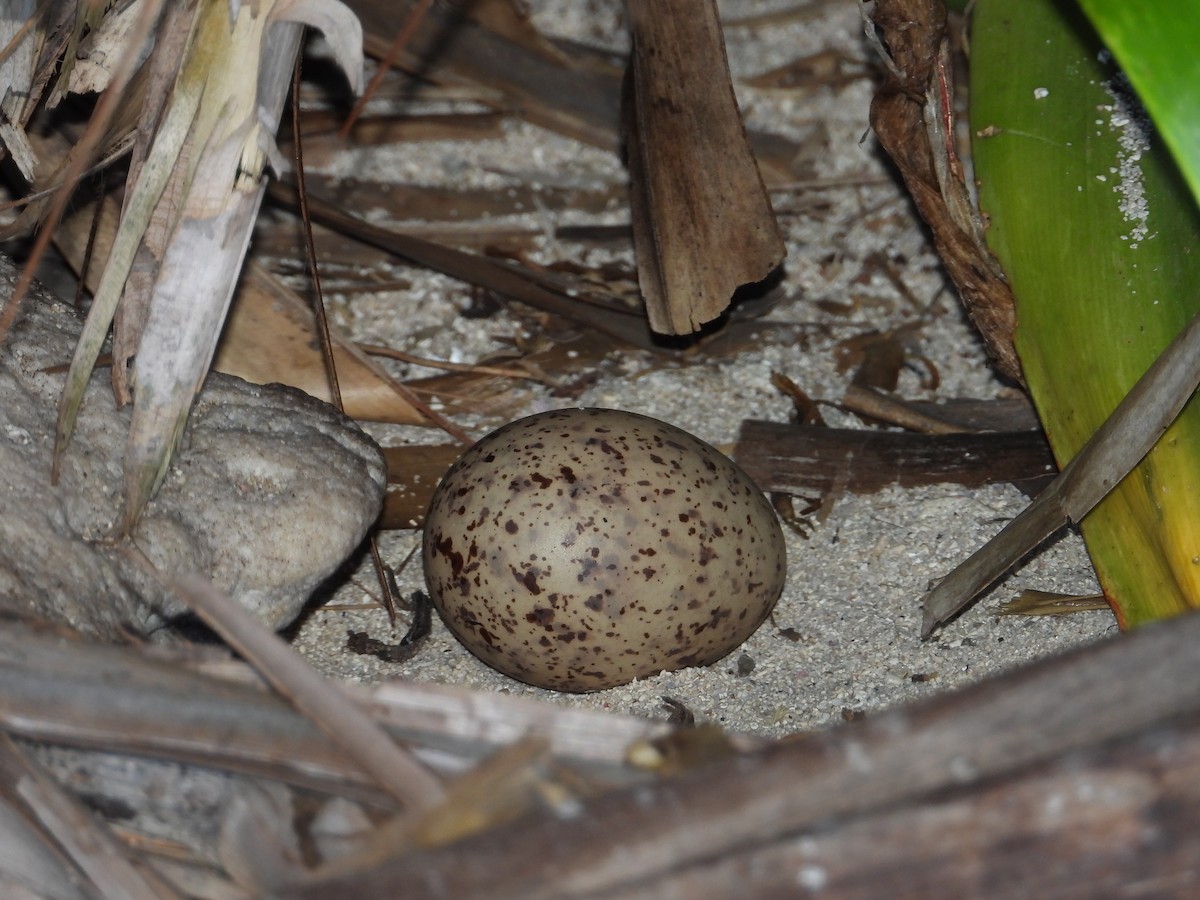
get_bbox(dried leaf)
[998,590,1110,617]
[348,0,623,149]
[867,0,1021,382]
[66,0,153,96]
[277,611,1200,896]
[625,0,785,334]
[116,0,363,529]
[921,311,1200,635]
[213,264,435,425]
[379,444,463,529]
[53,0,208,481]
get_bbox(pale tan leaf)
[119,0,366,526]
[214,264,435,425]
[53,2,204,473]
[66,0,153,96]
[121,165,266,527]
[112,0,200,402]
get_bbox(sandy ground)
[288,0,1117,738]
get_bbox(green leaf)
[970,0,1200,626]
[1076,0,1200,205]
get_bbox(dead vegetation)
[0,0,1195,895]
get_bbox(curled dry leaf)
[866,0,1021,382]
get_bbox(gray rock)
[0,256,386,636]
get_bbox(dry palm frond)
[1,0,363,531]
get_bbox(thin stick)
[359,343,538,380]
[170,574,445,811]
[339,0,434,137]
[922,310,1200,636]
[0,733,179,900]
[291,55,342,412]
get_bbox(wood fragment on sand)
[734,419,1056,497]
[624,0,785,334]
[282,610,1200,897]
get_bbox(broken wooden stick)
[282,610,1200,897]
[734,419,1056,496]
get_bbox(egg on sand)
[422,408,787,692]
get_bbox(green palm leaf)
[970,0,1200,626]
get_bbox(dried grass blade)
[0,733,178,900]
[120,0,364,529]
[0,794,89,900]
[734,421,1055,497]
[921,311,1200,636]
[51,0,197,475]
[170,574,445,812]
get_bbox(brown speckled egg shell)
[422,408,787,692]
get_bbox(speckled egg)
[422,407,786,692]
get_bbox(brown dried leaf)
[625,0,785,334]
[867,0,1021,382]
[267,181,660,350]
[294,173,622,224]
[213,264,436,426]
[997,590,1110,618]
[379,444,462,530]
[286,110,507,165]
[348,0,623,149]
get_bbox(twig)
[0,733,179,900]
[339,0,434,137]
[359,343,540,380]
[281,609,1200,897]
[921,309,1200,635]
[0,624,671,781]
[169,574,445,811]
